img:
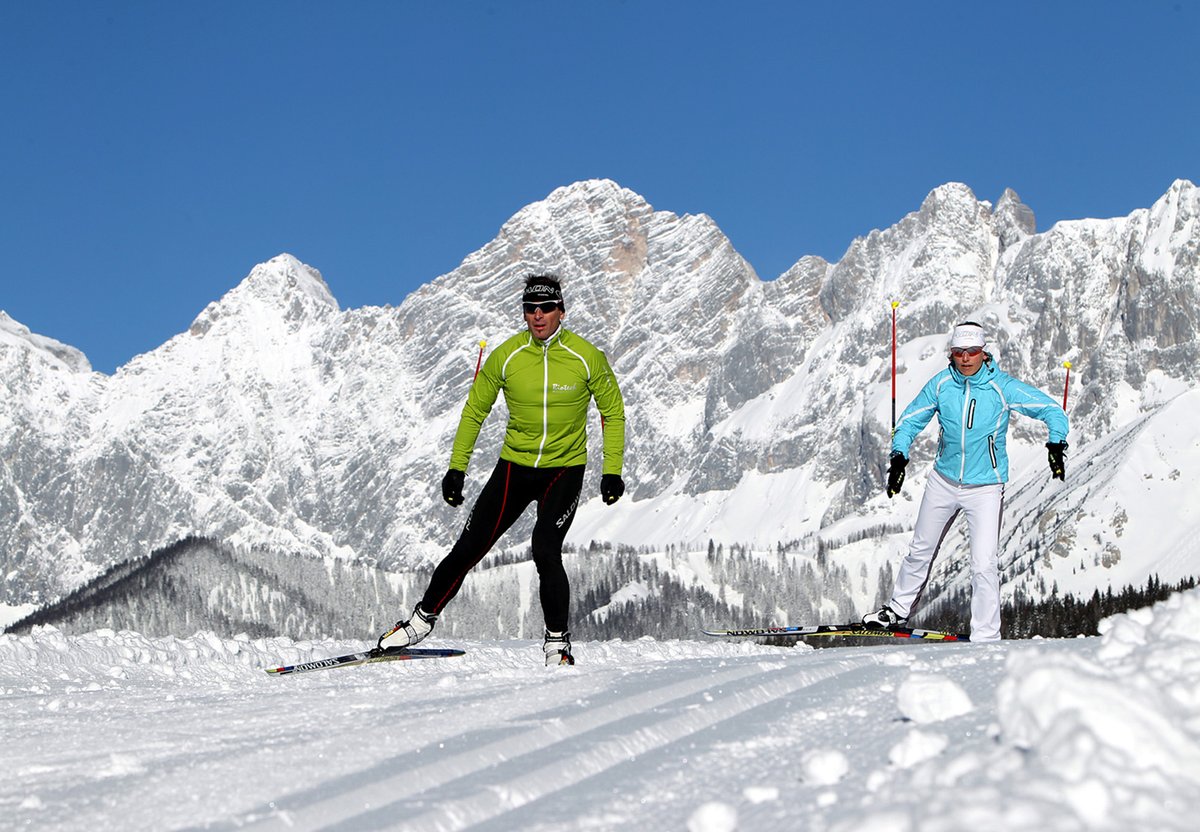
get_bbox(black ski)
[264,646,466,676]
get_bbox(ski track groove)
[244,652,881,831]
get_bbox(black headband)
[523,282,563,304]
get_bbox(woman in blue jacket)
[863,322,1069,641]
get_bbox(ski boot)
[862,605,907,629]
[378,605,437,651]
[544,630,574,666]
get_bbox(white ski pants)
[890,470,1005,642]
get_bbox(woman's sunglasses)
[950,346,983,357]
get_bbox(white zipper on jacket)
[959,379,971,482]
[535,338,550,467]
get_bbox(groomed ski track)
[237,649,891,830]
[198,639,1016,832]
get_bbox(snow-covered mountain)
[3,179,1199,615]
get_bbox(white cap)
[950,323,986,349]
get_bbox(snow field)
[2,589,1199,831]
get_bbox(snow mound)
[847,588,1200,831]
[896,671,973,723]
[687,801,738,832]
[997,589,1200,824]
[801,748,850,785]
[888,728,948,768]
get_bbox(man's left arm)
[589,349,626,487]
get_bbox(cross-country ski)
[264,646,466,676]
[703,624,969,641]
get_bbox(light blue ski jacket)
[891,358,1069,485]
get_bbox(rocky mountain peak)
[1144,179,1199,261]
[917,182,987,226]
[994,188,1037,249]
[188,253,338,338]
[822,183,998,326]
[0,310,93,374]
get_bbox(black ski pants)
[421,459,585,633]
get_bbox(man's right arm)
[448,346,505,472]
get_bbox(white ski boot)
[543,630,574,666]
[378,605,437,650]
[862,605,907,629]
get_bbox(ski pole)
[473,340,487,382]
[891,300,899,435]
[1061,360,1071,410]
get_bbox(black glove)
[886,452,907,498]
[441,469,465,507]
[601,474,625,505]
[1046,442,1067,480]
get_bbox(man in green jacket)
[379,274,626,665]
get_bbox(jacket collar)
[948,356,997,385]
[528,326,566,348]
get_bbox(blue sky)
[2,2,1197,374]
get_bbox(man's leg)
[530,466,586,633]
[422,461,531,615]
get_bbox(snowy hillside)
[3,179,1199,618]
[2,588,1197,831]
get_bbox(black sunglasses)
[523,301,560,315]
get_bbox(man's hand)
[441,469,465,507]
[601,474,625,505]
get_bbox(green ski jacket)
[449,327,625,475]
